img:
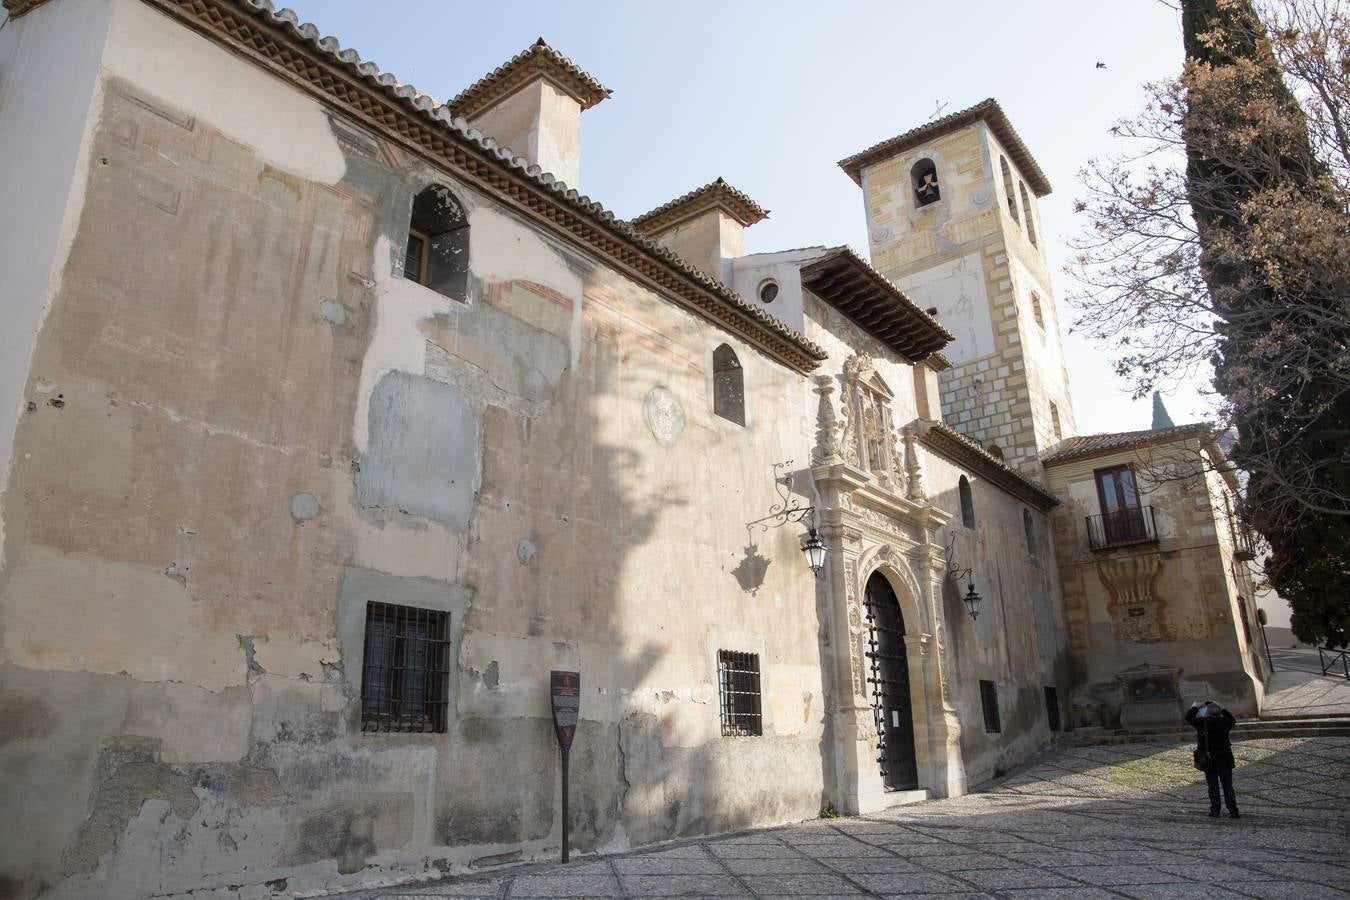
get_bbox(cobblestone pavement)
[1260,666,1350,717]
[327,737,1350,899]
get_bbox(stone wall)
[0,2,830,895]
[1044,440,1264,725]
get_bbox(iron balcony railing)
[1086,505,1158,551]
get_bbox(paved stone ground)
[327,737,1350,899]
[1261,664,1350,718]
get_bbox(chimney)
[629,178,768,283]
[447,38,611,189]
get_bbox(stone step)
[1060,717,1350,746]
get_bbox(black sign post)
[550,670,580,863]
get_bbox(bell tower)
[838,99,1075,477]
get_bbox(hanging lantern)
[800,528,827,577]
[963,581,983,620]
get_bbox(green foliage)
[818,803,842,819]
[994,765,1008,778]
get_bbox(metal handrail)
[1086,506,1158,551]
[1319,647,1350,680]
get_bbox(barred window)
[718,650,762,736]
[959,476,976,529]
[980,679,1001,734]
[361,602,451,733]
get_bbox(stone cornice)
[141,0,826,373]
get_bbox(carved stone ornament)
[888,426,909,494]
[837,385,860,467]
[813,375,841,465]
[844,561,867,701]
[903,425,927,501]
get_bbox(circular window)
[758,280,779,304]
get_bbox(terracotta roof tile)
[921,422,1059,511]
[630,178,768,234]
[1041,424,1214,466]
[838,98,1051,196]
[447,37,612,119]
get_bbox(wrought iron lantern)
[800,528,827,577]
[963,581,983,620]
[747,461,825,578]
[944,532,983,621]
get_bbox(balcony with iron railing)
[1086,506,1158,551]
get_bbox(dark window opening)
[713,343,745,426]
[1019,181,1037,246]
[1239,602,1253,644]
[911,158,940,206]
[987,444,1004,461]
[758,280,779,304]
[980,680,1001,733]
[1044,686,1061,732]
[1000,155,1019,221]
[405,184,469,300]
[959,476,975,529]
[718,650,763,736]
[361,602,451,733]
[1023,508,1037,557]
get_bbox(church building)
[0,1,1268,897]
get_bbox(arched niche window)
[911,158,940,207]
[999,156,1019,222]
[1023,508,1037,557]
[713,343,745,426]
[1018,181,1037,246]
[405,184,469,300]
[1031,292,1045,329]
[959,476,975,529]
[1049,401,1063,440]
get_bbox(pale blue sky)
[284,0,1205,436]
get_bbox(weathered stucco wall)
[0,3,830,896]
[1045,442,1263,724]
[0,0,114,566]
[921,452,1067,782]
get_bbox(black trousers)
[1205,767,1238,812]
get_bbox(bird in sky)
[1096,61,1108,69]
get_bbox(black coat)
[1186,706,1236,771]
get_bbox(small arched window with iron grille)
[1000,156,1019,221]
[713,343,745,426]
[1019,181,1038,246]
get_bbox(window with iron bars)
[979,679,1001,734]
[718,650,763,736]
[361,602,451,733]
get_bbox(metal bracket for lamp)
[746,461,826,577]
[943,532,984,620]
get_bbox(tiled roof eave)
[141,0,826,373]
[838,99,1052,196]
[800,247,953,362]
[447,38,611,119]
[631,178,768,234]
[921,422,1059,511]
[1041,424,1215,466]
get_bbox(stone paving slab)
[328,736,1350,899]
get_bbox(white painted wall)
[0,0,115,563]
[892,251,994,363]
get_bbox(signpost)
[550,670,580,862]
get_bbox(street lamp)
[944,532,983,622]
[801,528,827,577]
[963,581,983,620]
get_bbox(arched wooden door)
[864,573,918,790]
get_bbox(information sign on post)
[550,671,580,862]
